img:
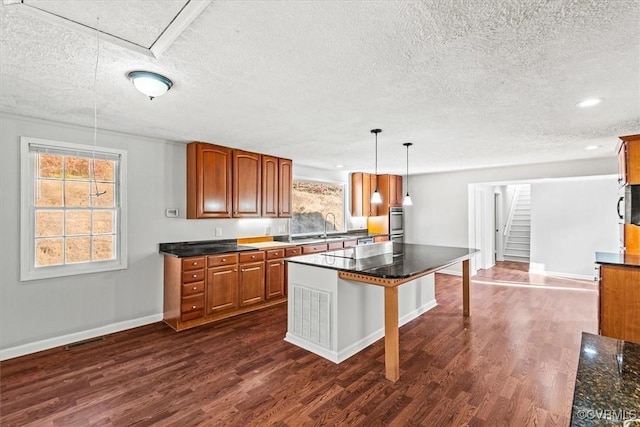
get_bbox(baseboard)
[0,313,164,361]
[437,268,461,276]
[528,265,596,281]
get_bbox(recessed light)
[576,98,602,108]
[585,145,600,150]
[336,164,344,168]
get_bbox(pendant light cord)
[90,17,105,198]
[406,144,409,195]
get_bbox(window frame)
[291,177,347,237]
[20,136,128,281]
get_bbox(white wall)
[0,113,305,359]
[529,177,619,279]
[405,157,618,274]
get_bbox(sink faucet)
[323,212,336,238]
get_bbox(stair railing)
[503,186,522,237]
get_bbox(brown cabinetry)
[265,249,286,299]
[233,150,261,217]
[302,243,329,254]
[206,254,239,315]
[377,174,403,212]
[187,143,232,218]
[239,251,265,306]
[187,142,292,219]
[599,264,640,343]
[351,172,378,216]
[618,134,640,185]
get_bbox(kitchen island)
[285,243,478,381]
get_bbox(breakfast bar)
[286,243,478,381]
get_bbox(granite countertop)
[286,243,478,279]
[570,332,640,426]
[596,251,640,268]
[159,240,258,257]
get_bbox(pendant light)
[371,129,382,204]
[402,142,413,206]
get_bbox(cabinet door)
[265,259,285,299]
[206,265,238,315]
[278,158,293,217]
[619,134,640,185]
[261,155,278,217]
[239,261,265,306]
[600,265,640,343]
[233,150,261,217]
[187,142,232,218]
[393,175,403,206]
[351,172,375,217]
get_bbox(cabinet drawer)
[343,239,357,248]
[181,295,204,321]
[285,246,302,257]
[208,253,239,267]
[239,251,265,263]
[182,269,205,283]
[182,257,205,271]
[302,243,328,254]
[327,241,343,251]
[182,281,204,297]
[266,249,285,260]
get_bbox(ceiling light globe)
[128,71,173,99]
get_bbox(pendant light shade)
[371,129,382,205]
[403,142,413,206]
[128,71,173,100]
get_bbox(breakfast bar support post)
[384,286,400,382]
[462,259,470,316]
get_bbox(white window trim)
[20,136,128,281]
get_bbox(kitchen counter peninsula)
[285,243,478,381]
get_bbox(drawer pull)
[193,286,197,290]
[192,305,196,310]
[192,274,197,278]
[192,262,198,266]
[222,258,226,262]
[251,255,256,259]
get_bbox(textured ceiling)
[1,0,639,175]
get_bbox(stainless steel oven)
[389,207,404,235]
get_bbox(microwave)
[389,207,404,234]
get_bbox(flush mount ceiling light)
[576,98,602,108]
[585,145,601,150]
[128,71,173,100]
[402,142,413,206]
[370,129,382,205]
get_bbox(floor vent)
[291,285,331,349]
[64,336,105,350]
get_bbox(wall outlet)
[265,226,271,235]
[278,225,286,234]
[215,227,222,237]
[165,208,179,218]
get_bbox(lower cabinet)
[266,248,286,299]
[206,264,238,315]
[239,251,266,306]
[599,264,640,343]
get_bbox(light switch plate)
[165,208,179,218]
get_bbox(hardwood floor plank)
[1,262,598,426]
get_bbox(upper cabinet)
[233,150,261,218]
[187,142,292,219]
[278,158,293,218]
[187,142,232,218]
[351,173,402,216]
[618,134,640,185]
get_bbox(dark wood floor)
[1,262,598,426]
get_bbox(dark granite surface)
[596,252,640,269]
[159,240,258,257]
[286,243,478,279]
[571,332,640,426]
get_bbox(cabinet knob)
[193,286,197,290]
[192,262,198,266]
[251,255,255,259]
[234,269,237,272]
[191,305,196,310]
[192,274,197,278]
[222,258,226,262]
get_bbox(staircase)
[504,185,531,262]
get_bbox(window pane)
[66,237,90,263]
[38,154,63,178]
[91,183,114,207]
[93,210,114,234]
[66,210,91,235]
[93,159,114,181]
[92,235,115,261]
[35,210,63,237]
[292,181,344,234]
[65,181,90,207]
[65,157,89,180]
[35,180,63,207]
[35,238,64,266]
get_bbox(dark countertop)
[159,240,258,257]
[286,243,478,279]
[596,251,640,269]
[570,332,640,426]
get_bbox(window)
[291,180,345,235]
[20,137,127,281]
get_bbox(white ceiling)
[1,0,638,175]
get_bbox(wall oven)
[389,207,404,239]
